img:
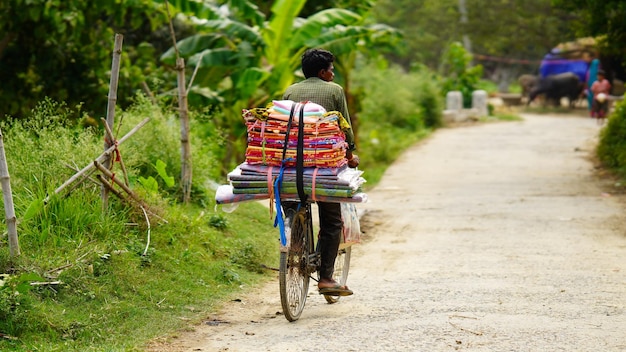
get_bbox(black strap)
[296,103,307,204]
[280,102,297,162]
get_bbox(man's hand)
[347,154,360,168]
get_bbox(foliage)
[0,0,174,119]
[373,0,578,86]
[352,60,440,184]
[552,0,626,62]
[597,100,626,176]
[440,42,484,108]
[0,273,44,337]
[158,0,400,172]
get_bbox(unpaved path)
[150,113,626,351]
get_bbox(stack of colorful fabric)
[215,100,367,205]
[242,100,349,168]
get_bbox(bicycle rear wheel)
[279,208,311,321]
[323,245,352,304]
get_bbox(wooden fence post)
[177,57,192,204]
[165,2,192,204]
[0,127,19,256]
[101,33,124,209]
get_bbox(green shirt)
[283,77,356,151]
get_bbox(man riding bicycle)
[283,48,360,296]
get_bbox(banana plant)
[160,0,370,105]
[159,0,400,170]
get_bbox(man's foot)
[318,279,353,296]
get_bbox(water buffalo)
[518,74,540,98]
[528,72,584,108]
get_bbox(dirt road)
[151,113,626,351]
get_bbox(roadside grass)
[0,99,279,351]
[1,199,278,351]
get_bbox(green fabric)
[232,186,356,198]
[283,77,356,151]
[231,180,353,190]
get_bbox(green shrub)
[354,63,424,130]
[351,61,440,184]
[597,99,626,175]
[440,42,483,108]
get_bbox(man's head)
[598,69,606,79]
[302,48,335,81]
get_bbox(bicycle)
[278,202,352,322]
[272,102,353,321]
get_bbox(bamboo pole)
[0,127,19,256]
[102,33,124,209]
[101,118,130,187]
[46,117,150,203]
[165,2,192,204]
[177,57,192,204]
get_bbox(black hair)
[598,69,606,76]
[301,49,334,78]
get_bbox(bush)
[351,61,440,184]
[440,42,483,108]
[597,99,626,175]
[353,61,443,130]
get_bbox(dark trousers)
[591,99,609,118]
[284,201,343,279]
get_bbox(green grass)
[0,99,279,351]
[1,200,278,351]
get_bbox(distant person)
[590,69,611,122]
[585,58,600,111]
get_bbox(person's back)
[284,78,347,116]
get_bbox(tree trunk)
[458,0,472,54]
[0,127,19,256]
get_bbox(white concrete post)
[446,91,463,111]
[472,90,488,116]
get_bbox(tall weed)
[118,94,221,203]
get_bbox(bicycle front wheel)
[279,208,311,321]
[324,245,352,304]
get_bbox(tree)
[552,0,626,78]
[373,0,577,88]
[0,0,169,119]
[441,42,483,107]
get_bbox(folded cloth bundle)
[242,101,348,168]
[214,162,367,204]
[213,100,367,205]
[215,184,369,204]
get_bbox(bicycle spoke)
[279,207,310,321]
